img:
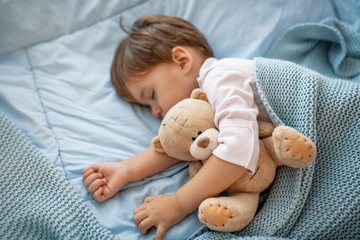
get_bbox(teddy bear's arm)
[258,121,275,138]
[188,161,203,178]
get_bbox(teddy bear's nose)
[197,137,210,148]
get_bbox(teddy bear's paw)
[284,136,314,161]
[198,193,259,232]
[199,202,232,228]
[273,126,316,168]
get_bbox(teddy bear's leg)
[198,192,259,232]
[264,126,316,168]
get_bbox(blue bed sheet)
[0,0,359,239]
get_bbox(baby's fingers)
[134,203,147,214]
[137,217,154,235]
[85,163,102,173]
[83,172,103,187]
[94,187,107,203]
[155,225,167,240]
[134,208,149,227]
[88,178,106,194]
[82,168,94,182]
[144,196,155,203]
[82,166,92,174]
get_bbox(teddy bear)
[151,89,316,232]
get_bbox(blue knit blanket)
[0,112,116,240]
[194,19,360,239]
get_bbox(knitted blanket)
[0,112,116,240]
[194,19,360,239]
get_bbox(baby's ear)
[190,88,207,101]
[151,136,165,153]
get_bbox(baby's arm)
[134,154,247,240]
[82,146,181,202]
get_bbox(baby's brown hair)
[111,14,213,102]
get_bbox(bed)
[0,0,359,239]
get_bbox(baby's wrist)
[115,161,133,184]
[173,192,192,216]
[125,164,135,184]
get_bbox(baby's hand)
[82,162,129,202]
[134,194,187,240]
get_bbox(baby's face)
[127,62,199,118]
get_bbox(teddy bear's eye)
[192,131,203,141]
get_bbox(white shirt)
[197,58,262,173]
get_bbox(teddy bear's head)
[151,89,217,161]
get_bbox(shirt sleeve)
[198,59,259,173]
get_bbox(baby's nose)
[197,137,210,148]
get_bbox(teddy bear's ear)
[190,88,207,101]
[151,136,165,153]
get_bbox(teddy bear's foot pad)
[284,135,314,161]
[198,193,258,232]
[273,126,316,167]
[200,203,232,228]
